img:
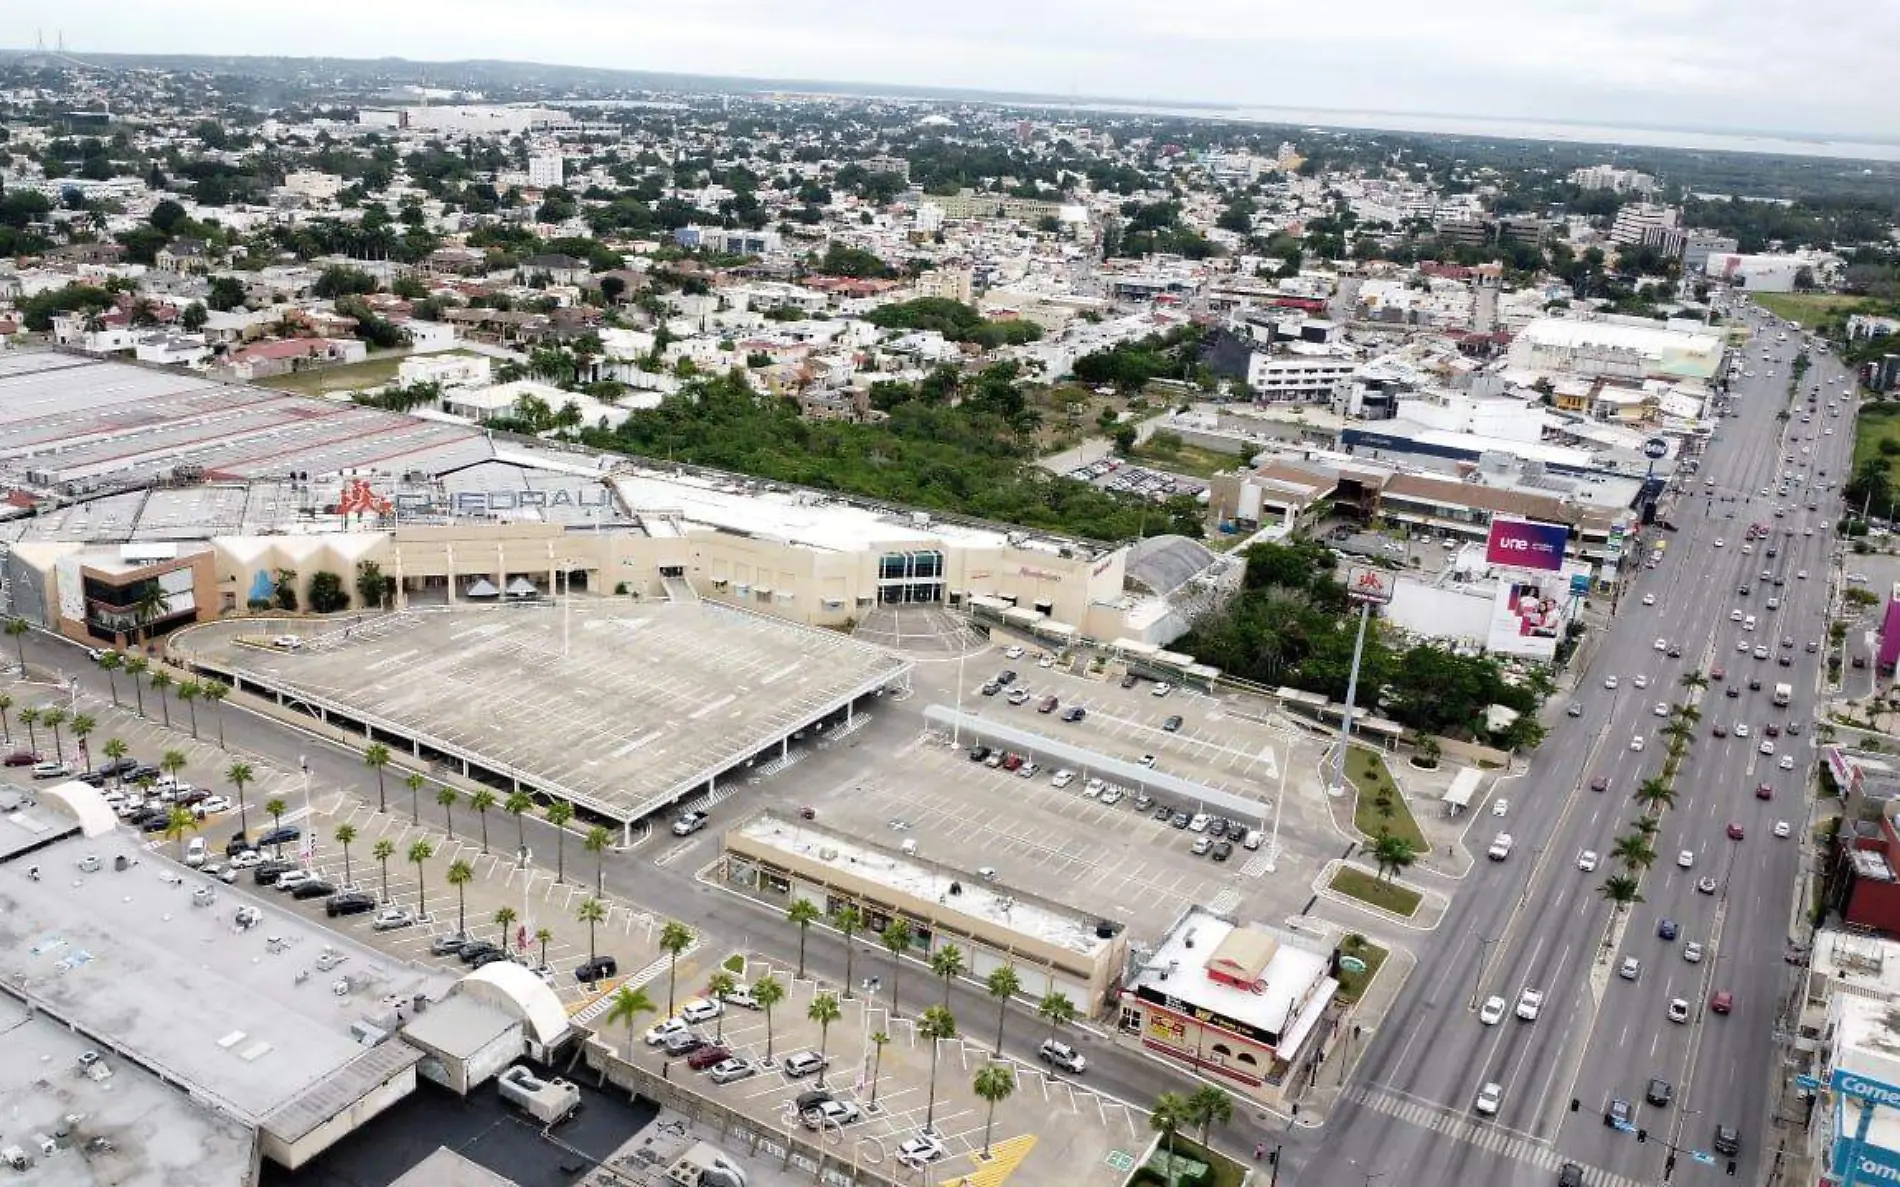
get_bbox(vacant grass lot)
[1330,866,1421,918]
[1125,435,1250,479]
[261,349,490,398]
[1755,292,1861,329]
[1853,403,1900,493]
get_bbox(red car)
[1727,822,1746,840]
[1764,723,1780,737]
[1755,784,1773,800]
[1001,754,1023,772]
[1710,991,1734,1015]
[3,751,39,767]
[687,1044,731,1071]
[1590,776,1610,793]
[1710,666,1726,681]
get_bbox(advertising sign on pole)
[1345,566,1396,605]
[1484,518,1570,573]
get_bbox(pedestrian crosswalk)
[1341,1084,1645,1187]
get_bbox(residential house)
[221,337,367,382]
[517,253,593,286]
[155,237,211,274]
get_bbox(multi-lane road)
[1289,305,1854,1187]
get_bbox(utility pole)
[1334,599,1373,793]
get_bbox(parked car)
[574,955,618,983]
[257,825,301,847]
[782,1050,828,1078]
[803,1100,862,1130]
[372,907,416,931]
[671,811,709,837]
[680,998,723,1024]
[326,891,377,917]
[430,932,472,956]
[707,1058,755,1084]
[1039,1039,1086,1073]
[3,751,40,767]
[687,1045,731,1071]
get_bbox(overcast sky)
[36,0,1900,141]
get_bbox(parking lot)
[797,658,1341,942]
[1062,458,1208,502]
[610,957,1146,1187]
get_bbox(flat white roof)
[736,814,1112,959]
[1128,907,1336,1054]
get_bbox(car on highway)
[1039,1039,1087,1072]
[1733,723,1748,737]
[1618,957,1640,981]
[1479,995,1507,1025]
[1474,1082,1503,1115]
[1589,776,1610,793]
[1642,593,1655,605]
[1577,849,1598,872]
[1647,1078,1674,1107]
[1667,998,1690,1023]
[1696,876,1718,894]
[1514,987,1543,1021]
[1684,941,1704,963]
[1658,919,1679,941]
[1604,675,1619,690]
[1630,735,1645,752]
[1604,1098,1633,1128]
[1677,849,1694,868]
[1779,754,1796,770]
[1758,739,1774,755]
[1710,991,1734,1015]
[1632,674,1649,689]
[1727,822,1746,840]
[1775,821,1792,839]
[1712,722,1727,737]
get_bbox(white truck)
[1772,682,1792,708]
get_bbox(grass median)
[1334,933,1390,1003]
[1346,747,1426,852]
[1330,867,1421,918]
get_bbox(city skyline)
[29,0,1900,142]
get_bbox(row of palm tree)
[89,650,234,746]
[1598,675,1706,919]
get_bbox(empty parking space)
[177,603,912,825]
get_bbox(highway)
[1287,303,1853,1187]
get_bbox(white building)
[1608,203,1679,247]
[1245,352,1357,403]
[527,154,564,190]
[1506,317,1726,384]
[1568,165,1657,195]
[1702,252,1813,294]
[398,354,492,391]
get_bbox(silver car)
[708,1058,754,1084]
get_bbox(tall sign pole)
[1336,567,1395,794]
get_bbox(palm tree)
[102,738,128,785]
[264,799,289,856]
[202,680,230,747]
[807,991,842,1086]
[1037,990,1077,1046]
[659,920,694,1016]
[931,943,965,1008]
[1633,778,1677,814]
[364,743,391,812]
[1612,834,1657,871]
[577,896,607,961]
[470,788,497,854]
[4,616,29,673]
[1660,720,1694,748]
[163,805,200,860]
[437,785,460,838]
[407,839,435,919]
[866,1030,892,1111]
[446,859,474,935]
[973,1063,1017,1158]
[494,906,517,953]
[1599,874,1645,912]
[1186,1084,1234,1146]
[0,693,12,743]
[585,825,612,895]
[406,771,425,825]
[70,713,95,765]
[706,971,737,1042]
[18,707,38,756]
[177,680,202,739]
[882,919,912,1015]
[1679,671,1710,692]
[124,656,148,717]
[373,838,396,901]
[1372,831,1416,883]
[1671,702,1702,727]
[535,927,553,968]
[149,670,174,727]
[226,761,256,835]
[506,792,534,858]
[836,904,863,998]
[920,1005,958,1131]
[162,747,187,787]
[97,652,123,708]
[605,984,658,1056]
[538,800,574,879]
[131,583,170,649]
[335,823,359,887]
[1629,814,1662,838]
[987,965,1021,1055]
[753,974,786,1064]
[1151,1092,1190,1187]
[787,898,821,979]
[39,707,67,763]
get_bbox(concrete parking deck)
[179,602,912,830]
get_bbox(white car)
[1578,849,1599,872]
[1618,956,1641,981]
[1083,776,1105,798]
[1515,987,1544,1021]
[1684,942,1704,964]
[644,1018,690,1047]
[679,998,723,1024]
[1479,995,1507,1025]
[372,907,415,930]
[1642,593,1656,606]
[1760,739,1775,755]
[1778,754,1796,770]
[1604,675,1620,690]
[1630,736,1646,752]
[1678,850,1695,869]
[1188,813,1210,833]
[1668,998,1690,1023]
[1714,538,1726,548]
[1774,820,1792,838]
[1798,569,1809,580]
[1633,674,1649,689]
[184,837,207,867]
[1004,646,1025,659]
[1151,682,1174,698]
[271,635,304,650]
[1654,637,1668,652]
[1050,769,1075,789]
[1730,609,1743,622]
[1491,797,1508,817]
[897,1133,947,1168]
[198,795,232,814]
[1475,1082,1503,1115]
[1653,702,1669,717]
[721,985,761,1010]
[1734,723,1750,738]
[228,849,265,868]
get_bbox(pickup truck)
[1772,682,1792,708]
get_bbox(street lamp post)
[1471,936,1500,1009]
[1264,746,1288,873]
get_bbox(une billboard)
[1485,519,1570,573]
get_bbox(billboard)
[1485,518,1570,573]
[1485,577,1562,660]
[1345,566,1396,605]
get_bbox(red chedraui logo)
[1354,571,1387,594]
[337,477,392,518]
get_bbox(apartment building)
[1608,203,1679,247]
[526,153,564,190]
[1245,353,1357,403]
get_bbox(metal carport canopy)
[924,704,1275,825]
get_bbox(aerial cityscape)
[0,18,1897,1187]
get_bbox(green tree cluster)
[861,298,1041,347]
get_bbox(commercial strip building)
[1116,907,1338,1105]
[0,779,581,1179]
[1506,316,1727,385]
[721,813,1130,1016]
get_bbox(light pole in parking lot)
[1263,746,1286,873]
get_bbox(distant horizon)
[6,36,1899,164]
